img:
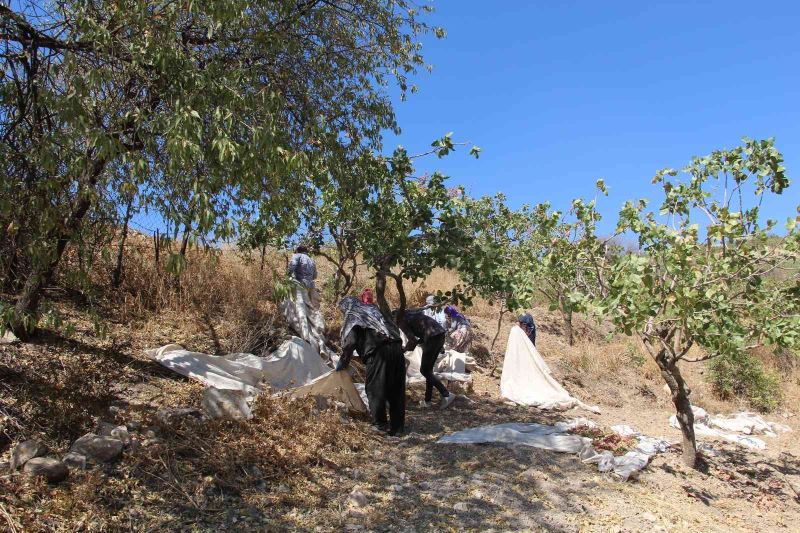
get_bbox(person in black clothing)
[336,297,406,435]
[394,309,455,410]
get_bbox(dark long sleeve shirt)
[338,325,386,370]
[398,311,446,352]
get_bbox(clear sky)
[388,1,800,233]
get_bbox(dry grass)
[2,242,798,531]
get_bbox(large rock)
[70,433,123,463]
[10,439,48,470]
[63,452,87,470]
[23,457,68,483]
[202,387,252,420]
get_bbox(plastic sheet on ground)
[285,370,367,413]
[405,346,475,388]
[438,422,590,453]
[146,337,331,400]
[500,326,599,413]
[669,406,791,450]
[146,337,366,412]
[439,419,668,481]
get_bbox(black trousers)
[365,340,406,434]
[419,333,449,402]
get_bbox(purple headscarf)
[444,305,468,323]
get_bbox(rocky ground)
[2,304,799,532]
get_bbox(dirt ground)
[2,304,799,532]
[280,371,800,533]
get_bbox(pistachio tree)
[448,193,529,350]
[1,0,440,337]
[510,184,610,346]
[595,138,800,467]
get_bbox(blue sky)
[388,1,800,233]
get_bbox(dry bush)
[0,394,372,532]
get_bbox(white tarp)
[669,406,791,450]
[146,337,331,400]
[439,419,668,481]
[438,422,590,453]
[405,347,475,387]
[147,337,366,412]
[286,370,367,413]
[500,326,599,413]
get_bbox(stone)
[454,502,470,513]
[98,423,132,445]
[202,387,252,420]
[71,433,124,463]
[389,484,404,493]
[23,457,68,483]
[127,421,142,432]
[0,330,19,344]
[348,489,369,508]
[156,407,203,425]
[63,452,87,470]
[10,439,48,470]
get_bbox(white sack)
[500,326,599,413]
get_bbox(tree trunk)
[10,157,105,339]
[111,196,134,288]
[655,350,697,467]
[259,243,267,271]
[390,273,406,312]
[179,222,191,257]
[375,270,390,317]
[489,303,507,377]
[490,303,507,352]
[560,298,574,346]
[153,229,161,267]
[2,242,19,292]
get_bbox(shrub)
[709,351,782,412]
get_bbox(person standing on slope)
[394,309,456,409]
[282,245,330,358]
[518,313,537,346]
[336,297,406,435]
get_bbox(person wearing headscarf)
[422,295,446,329]
[360,288,375,305]
[393,309,455,409]
[518,313,536,346]
[444,305,473,353]
[281,245,330,358]
[336,297,406,435]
